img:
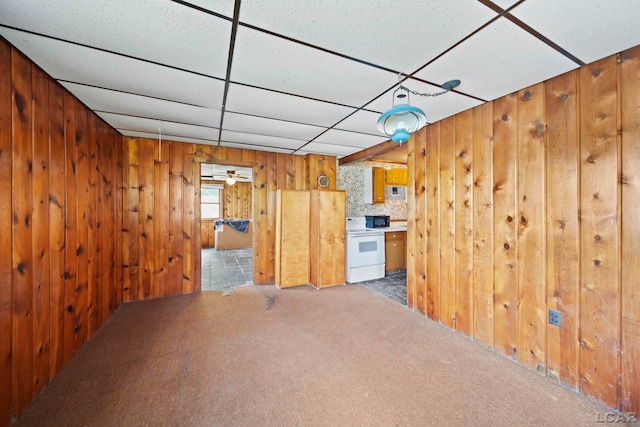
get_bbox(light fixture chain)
[398,85,449,97]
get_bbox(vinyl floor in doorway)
[201,247,253,292]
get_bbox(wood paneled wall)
[223,181,252,219]
[0,40,123,424]
[122,139,336,295]
[406,45,640,413]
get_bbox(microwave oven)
[365,215,390,228]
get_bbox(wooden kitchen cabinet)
[385,231,406,272]
[364,166,385,204]
[310,190,346,288]
[385,168,408,186]
[275,190,310,288]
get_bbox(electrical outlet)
[549,309,562,327]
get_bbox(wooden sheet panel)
[182,144,195,294]
[439,117,456,329]
[472,102,494,347]
[168,142,183,296]
[154,140,169,298]
[545,71,580,387]
[47,78,65,380]
[264,152,278,284]
[579,56,620,408]
[454,110,474,337]
[74,105,89,350]
[413,127,427,314]
[406,132,416,310]
[31,66,50,396]
[11,48,34,417]
[425,123,440,321]
[492,94,519,359]
[87,113,98,338]
[516,83,546,372]
[620,45,640,414]
[138,138,155,299]
[0,39,11,426]
[253,151,268,284]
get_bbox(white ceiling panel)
[415,18,579,101]
[238,0,497,72]
[490,0,521,10]
[0,0,231,77]
[296,142,361,157]
[313,129,389,149]
[231,26,397,107]
[333,109,383,136]
[225,83,357,127]
[181,0,236,18]
[220,141,294,154]
[99,112,218,141]
[366,79,484,124]
[221,130,305,150]
[0,28,225,108]
[60,82,222,127]
[119,130,217,146]
[510,0,640,64]
[222,112,325,141]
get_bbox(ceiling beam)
[338,140,402,165]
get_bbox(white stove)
[346,217,385,283]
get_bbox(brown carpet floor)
[15,284,613,426]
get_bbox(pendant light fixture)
[377,79,461,143]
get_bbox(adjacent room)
[1,1,639,425]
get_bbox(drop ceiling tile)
[120,130,217,146]
[220,142,294,154]
[60,82,221,127]
[238,0,497,72]
[221,130,306,150]
[231,26,397,107]
[510,0,640,64]
[0,0,231,76]
[225,83,357,127]
[222,112,326,141]
[333,109,384,136]
[0,28,225,108]
[490,0,521,10]
[98,112,218,141]
[296,142,361,157]
[415,17,578,101]
[313,129,389,149]
[177,0,236,18]
[367,79,484,124]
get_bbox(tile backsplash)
[336,160,407,219]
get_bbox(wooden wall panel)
[578,56,620,408]
[406,45,640,414]
[0,39,123,422]
[11,47,34,417]
[406,129,416,310]
[413,126,427,314]
[168,142,184,296]
[492,94,519,359]
[182,145,195,294]
[253,151,269,284]
[425,123,440,320]
[472,102,494,347]
[31,66,50,397]
[439,117,456,329]
[0,40,11,426]
[139,138,154,299]
[516,83,546,372]
[545,71,580,387]
[620,45,640,413]
[454,110,474,337]
[154,141,169,298]
[223,181,252,219]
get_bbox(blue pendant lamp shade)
[376,103,427,143]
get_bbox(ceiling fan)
[223,170,250,185]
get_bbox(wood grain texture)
[11,48,34,416]
[168,142,183,296]
[139,138,154,299]
[545,71,580,387]
[275,190,310,288]
[74,104,89,350]
[578,56,620,408]
[425,123,440,321]
[492,94,519,359]
[620,45,640,414]
[413,126,427,314]
[309,190,346,288]
[455,110,474,337]
[154,140,169,298]
[406,131,416,310]
[182,144,195,294]
[472,102,494,347]
[516,83,546,372]
[31,66,50,397]
[439,117,456,329]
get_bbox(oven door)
[347,232,385,268]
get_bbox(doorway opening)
[200,163,253,292]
